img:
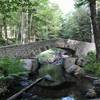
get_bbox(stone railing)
[0,39,96,58]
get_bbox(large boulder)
[21,59,33,71]
[36,48,68,85]
[63,56,85,78]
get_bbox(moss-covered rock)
[36,48,66,85]
[37,48,65,65]
[39,64,64,85]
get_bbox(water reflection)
[61,96,75,100]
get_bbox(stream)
[0,74,75,100]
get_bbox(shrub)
[0,58,27,77]
[0,37,6,46]
[84,52,100,76]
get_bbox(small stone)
[93,79,100,87]
[95,87,100,93]
[32,95,43,100]
[20,81,30,87]
[21,92,32,98]
[86,89,96,98]
[64,57,76,69]
[20,59,33,71]
[75,57,87,67]
[66,65,77,74]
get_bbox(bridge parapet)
[0,39,95,58]
[0,39,60,58]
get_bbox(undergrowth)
[0,58,27,77]
[84,52,100,76]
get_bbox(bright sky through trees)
[49,0,75,14]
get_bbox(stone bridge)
[0,39,95,58]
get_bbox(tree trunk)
[17,22,21,43]
[89,0,100,61]
[21,12,27,44]
[3,16,8,42]
[31,19,37,42]
[0,25,3,38]
[28,12,32,42]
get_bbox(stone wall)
[0,39,96,58]
[0,39,58,58]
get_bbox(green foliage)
[32,3,62,40]
[60,7,91,42]
[0,0,62,42]
[0,58,26,77]
[84,52,100,76]
[0,37,6,45]
[75,0,88,7]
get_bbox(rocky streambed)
[0,72,100,100]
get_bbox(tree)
[60,8,91,42]
[30,2,62,41]
[75,0,100,61]
[0,0,62,44]
[0,0,20,43]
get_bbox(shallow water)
[0,74,76,100]
[61,97,75,100]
